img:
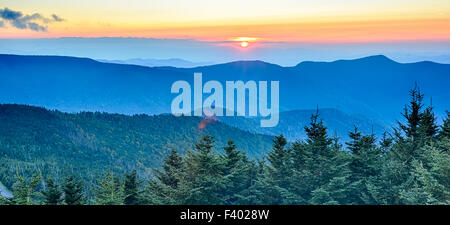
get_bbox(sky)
[1,0,450,64]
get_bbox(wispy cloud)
[52,14,64,22]
[0,8,64,32]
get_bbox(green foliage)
[124,170,142,205]
[0,104,273,196]
[94,172,124,205]
[178,135,227,205]
[0,87,449,205]
[11,170,41,205]
[42,177,63,205]
[440,111,450,140]
[63,176,84,205]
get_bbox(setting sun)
[240,41,249,48]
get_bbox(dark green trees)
[221,140,256,205]
[156,149,183,189]
[145,149,184,204]
[180,135,226,204]
[367,85,448,205]
[94,172,124,205]
[0,86,448,206]
[296,111,350,205]
[11,171,41,205]
[267,135,291,183]
[345,127,380,204]
[124,170,141,205]
[257,134,298,204]
[63,176,84,205]
[42,177,62,205]
[144,136,260,205]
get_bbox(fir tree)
[221,140,257,205]
[42,177,62,205]
[346,127,380,204]
[439,111,450,139]
[124,170,141,205]
[145,149,184,205]
[380,132,393,151]
[11,170,41,205]
[304,110,332,152]
[346,126,363,154]
[155,149,183,189]
[260,135,304,204]
[399,160,438,205]
[267,135,291,181]
[398,85,424,141]
[295,111,350,204]
[0,195,11,205]
[395,85,431,162]
[178,135,226,205]
[94,171,124,205]
[418,105,439,140]
[63,176,84,205]
[223,140,241,170]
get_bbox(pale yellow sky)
[1,0,450,41]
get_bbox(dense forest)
[0,87,449,205]
[0,104,273,198]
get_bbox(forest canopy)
[0,87,449,205]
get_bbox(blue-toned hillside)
[1,54,449,131]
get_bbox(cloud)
[52,14,64,22]
[0,8,22,20]
[0,8,64,32]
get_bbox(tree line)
[1,86,449,205]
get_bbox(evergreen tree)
[380,132,393,151]
[439,111,450,139]
[399,160,438,204]
[418,105,439,140]
[310,187,338,205]
[304,111,332,152]
[345,127,380,204]
[398,85,424,141]
[395,85,433,162]
[124,170,141,205]
[367,87,448,205]
[11,170,41,205]
[267,135,291,184]
[94,171,124,205]
[238,159,266,205]
[221,140,258,205]
[178,135,226,205]
[155,149,183,189]
[255,135,304,204]
[145,149,184,205]
[347,126,363,153]
[42,177,62,205]
[292,111,350,204]
[223,140,241,170]
[0,195,11,205]
[63,176,84,205]
[366,154,409,205]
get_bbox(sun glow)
[232,37,258,48]
[232,37,259,42]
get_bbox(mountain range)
[97,58,214,68]
[219,108,386,142]
[0,54,449,140]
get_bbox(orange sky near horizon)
[1,0,450,43]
